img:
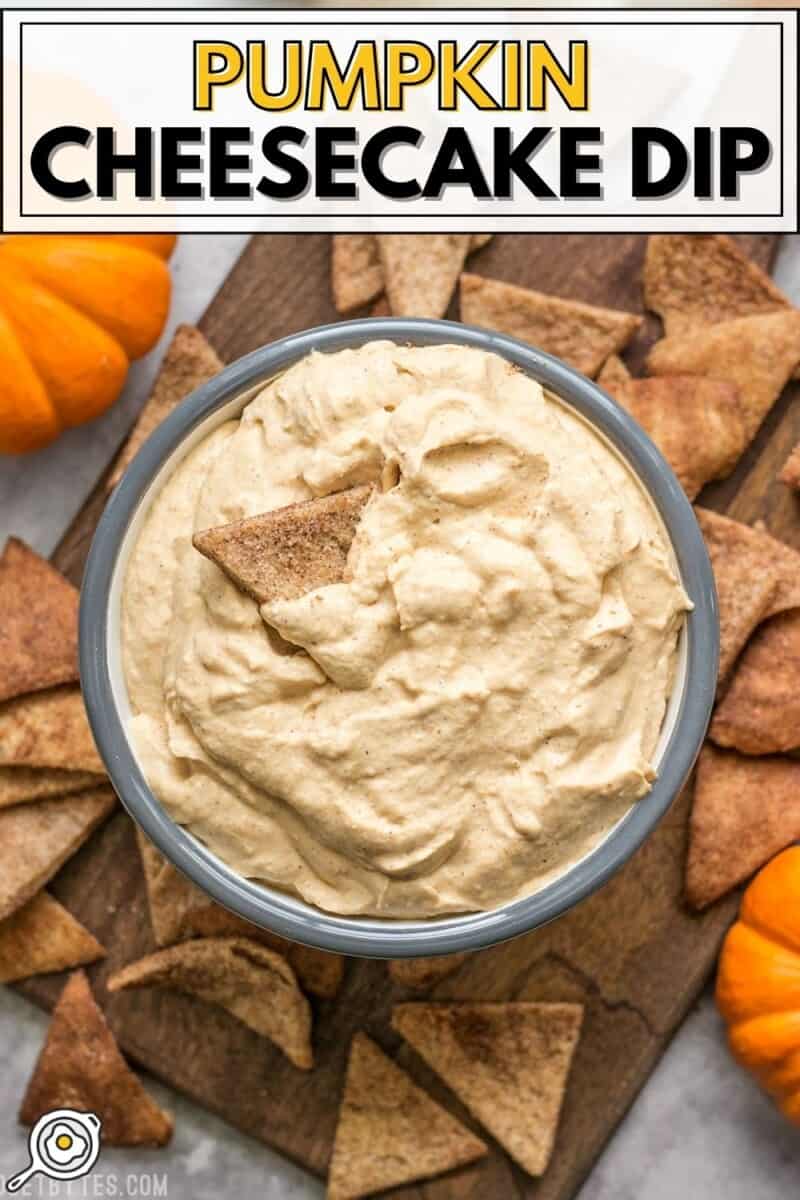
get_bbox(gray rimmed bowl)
[80,317,718,958]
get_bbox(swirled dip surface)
[123,342,690,916]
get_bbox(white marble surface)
[1,233,799,1194]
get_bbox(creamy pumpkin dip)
[122,341,690,917]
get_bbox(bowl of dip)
[80,318,718,957]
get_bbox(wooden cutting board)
[17,233,800,1200]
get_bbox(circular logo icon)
[6,1109,102,1192]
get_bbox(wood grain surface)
[17,233,800,1200]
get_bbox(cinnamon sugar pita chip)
[694,508,800,685]
[378,234,470,318]
[0,685,103,773]
[369,295,390,317]
[327,1033,487,1200]
[710,610,800,755]
[389,954,468,991]
[193,485,373,606]
[180,908,343,998]
[0,787,115,921]
[335,234,491,317]
[0,892,104,983]
[135,830,343,998]
[393,1002,583,1175]
[686,745,800,909]
[108,937,313,1069]
[644,234,793,338]
[607,376,746,500]
[108,325,222,489]
[780,443,800,491]
[460,273,642,379]
[331,234,384,313]
[0,766,102,810]
[20,970,172,1146]
[0,539,79,703]
[596,354,632,393]
[647,310,800,443]
[283,941,344,1001]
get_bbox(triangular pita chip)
[0,685,103,772]
[393,1002,583,1175]
[193,485,373,606]
[0,892,104,983]
[710,610,800,755]
[460,273,642,379]
[335,233,491,316]
[603,375,745,500]
[107,937,313,1069]
[596,353,632,392]
[327,1033,487,1200]
[644,234,793,339]
[331,234,384,313]
[694,508,800,685]
[647,310,800,443]
[378,234,469,318]
[0,539,79,704]
[686,745,800,909]
[781,443,800,491]
[0,766,102,810]
[135,829,343,998]
[389,953,468,991]
[19,970,172,1145]
[0,787,115,921]
[108,324,222,489]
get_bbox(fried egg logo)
[45,1120,90,1166]
[6,1109,101,1192]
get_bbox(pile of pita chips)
[0,538,79,703]
[683,506,800,907]
[710,610,800,755]
[0,893,104,984]
[0,541,105,800]
[460,273,642,379]
[647,309,800,444]
[693,508,800,687]
[331,232,492,316]
[193,485,373,606]
[136,830,343,999]
[20,970,172,1146]
[108,324,223,489]
[781,443,800,491]
[108,937,313,1069]
[0,537,113,987]
[393,1002,583,1176]
[644,234,794,339]
[686,746,800,910]
[389,953,468,991]
[327,1033,487,1200]
[601,374,745,501]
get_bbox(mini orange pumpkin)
[716,846,800,1125]
[0,234,176,453]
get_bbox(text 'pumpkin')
[0,234,175,453]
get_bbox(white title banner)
[2,8,797,232]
